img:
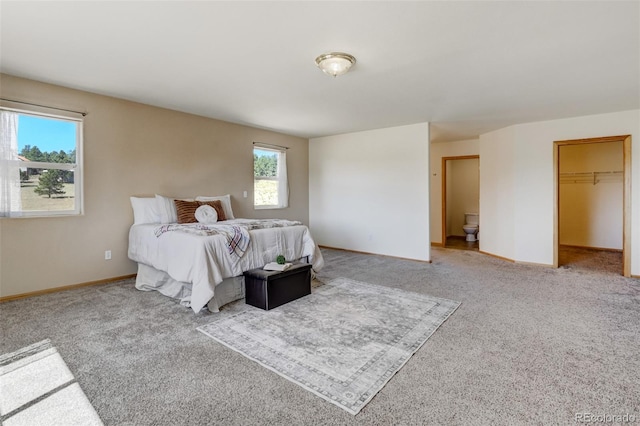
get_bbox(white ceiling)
[1,1,638,142]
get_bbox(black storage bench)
[243,263,312,310]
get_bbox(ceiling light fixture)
[315,52,356,77]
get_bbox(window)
[0,108,83,217]
[253,144,288,209]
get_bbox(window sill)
[1,211,83,219]
[254,205,287,210]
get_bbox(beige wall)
[0,74,309,297]
[559,142,623,249]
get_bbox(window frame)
[253,144,288,210]
[0,106,84,218]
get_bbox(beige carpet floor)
[1,247,638,425]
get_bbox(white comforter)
[128,219,324,312]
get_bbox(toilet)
[462,213,479,242]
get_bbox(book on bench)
[263,262,292,272]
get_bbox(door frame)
[441,155,480,246]
[553,135,631,276]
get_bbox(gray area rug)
[0,339,103,426]
[197,277,460,414]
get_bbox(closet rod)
[0,98,87,116]
[559,171,622,176]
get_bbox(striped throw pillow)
[174,199,201,224]
[199,200,226,221]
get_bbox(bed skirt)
[135,263,245,312]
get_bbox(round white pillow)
[195,204,218,224]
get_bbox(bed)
[127,194,324,313]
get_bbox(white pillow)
[130,197,160,224]
[195,204,218,224]
[195,194,235,219]
[155,194,194,223]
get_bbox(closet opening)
[441,155,480,251]
[553,135,631,276]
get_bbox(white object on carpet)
[0,339,103,426]
[197,277,461,415]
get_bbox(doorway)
[553,135,631,276]
[442,155,480,251]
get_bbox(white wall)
[430,139,479,244]
[479,127,516,259]
[309,123,430,261]
[479,109,640,274]
[446,158,480,237]
[559,142,623,249]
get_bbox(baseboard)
[515,260,554,268]
[430,242,444,247]
[478,250,515,263]
[318,245,432,264]
[560,244,622,253]
[478,251,554,267]
[0,274,137,302]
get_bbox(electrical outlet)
[105,250,112,260]
[243,191,248,198]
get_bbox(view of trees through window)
[16,114,79,212]
[253,150,277,177]
[254,148,279,206]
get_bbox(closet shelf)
[559,170,622,185]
